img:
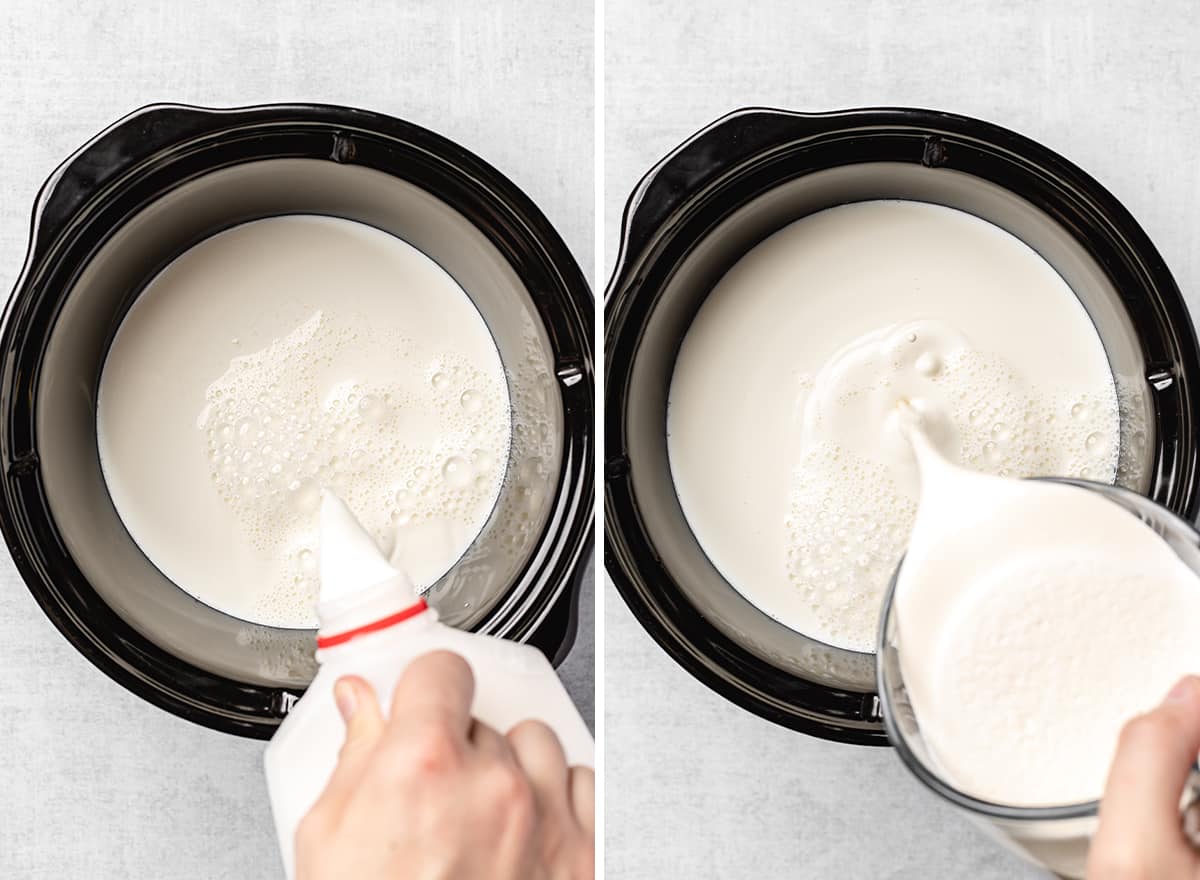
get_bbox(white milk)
[895,425,1200,809]
[668,200,1120,652]
[97,215,511,629]
[265,493,593,880]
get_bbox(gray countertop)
[0,1,592,877]
[603,0,1200,877]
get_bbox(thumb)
[1090,676,1200,877]
[317,676,385,805]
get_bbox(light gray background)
[605,1,1200,878]
[0,2,592,878]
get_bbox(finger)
[387,650,475,742]
[568,765,595,834]
[507,720,570,808]
[1096,676,1200,856]
[317,676,385,804]
[469,719,515,764]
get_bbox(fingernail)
[1167,678,1194,703]
[334,680,357,721]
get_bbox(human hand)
[294,650,595,880]
[1088,676,1200,878]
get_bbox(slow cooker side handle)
[524,545,590,666]
[613,107,826,273]
[26,104,253,263]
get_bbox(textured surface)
[604,1,1200,877]
[0,1,592,877]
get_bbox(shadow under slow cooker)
[605,108,1200,745]
[2,105,594,738]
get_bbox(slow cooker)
[0,103,594,738]
[604,106,1200,744]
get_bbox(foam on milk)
[98,215,511,629]
[668,201,1120,652]
[895,427,1200,807]
[783,319,1119,650]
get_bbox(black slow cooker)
[0,103,594,739]
[605,106,1200,745]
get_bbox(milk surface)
[98,215,510,628]
[668,200,1120,652]
[895,429,1200,807]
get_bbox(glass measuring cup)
[876,477,1200,879]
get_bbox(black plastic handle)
[524,541,591,666]
[27,105,229,265]
[612,107,827,285]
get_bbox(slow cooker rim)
[0,102,594,738]
[604,105,1200,744]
